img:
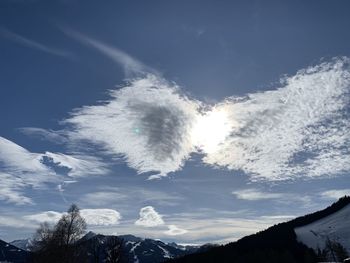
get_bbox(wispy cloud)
[64,75,200,178]
[204,58,350,181]
[0,136,109,205]
[18,127,68,144]
[0,136,51,204]
[320,189,350,200]
[60,57,350,182]
[232,189,283,201]
[81,187,183,207]
[0,27,71,57]
[44,151,109,177]
[164,225,188,236]
[60,27,157,76]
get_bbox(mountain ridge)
[168,196,350,263]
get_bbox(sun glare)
[191,107,232,154]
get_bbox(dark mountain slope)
[0,238,32,263]
[170,196,350,263]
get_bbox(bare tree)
[31,204,87,263]
[54,204,87,246]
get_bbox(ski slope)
[295,204,350,252]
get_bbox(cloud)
[25,209,121,226]
[0,172,33,205]
[0,136,109,205]
[24,211,62,224]
[135,206,165,227]
[60,27,157,77]
[18,127,68,144]
[44,151,109,177]
[57,56,350,181]
[0,136,57,204]
[0,27,71,57]
[81,187,183,207]
[232,189,284,201]
[164,225,188,236]
[203,58,350,181]
[80,209,121,225]
[64,75,200,178]
[320,189,350,200]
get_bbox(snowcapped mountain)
[295,203,350,253]
[10,239,32,252]
[119,234,204,263]
[79,232,209,263]
[0,238,31,263]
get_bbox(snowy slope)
[10,239,32,251]
[295,204,350,252]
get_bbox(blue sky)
[0,0,350,244]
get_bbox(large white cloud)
[64,75,200,178]
[25,209,121,226]
[61,58,350,182]
[203,58,350,181]
[135,206,165,227]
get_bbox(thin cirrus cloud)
[0,27,71,57]
[60,27,158,77]
[18,127,68,144]
[59,47,350,181]
[0,136,108,205]
[164,225,188,236]
[232,189,284,201]
[320,189,350,200]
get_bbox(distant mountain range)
[2,196,350,263]
[6,232,213,263]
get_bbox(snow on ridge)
[295,204,350,252]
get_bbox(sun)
[191,107,232,154]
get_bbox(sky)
[0,0,350,244]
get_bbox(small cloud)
[164,225,188,236]
[320,189,350,200]
[232,189,283,201]
[135,206,164,227]
[80,209,121,226]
